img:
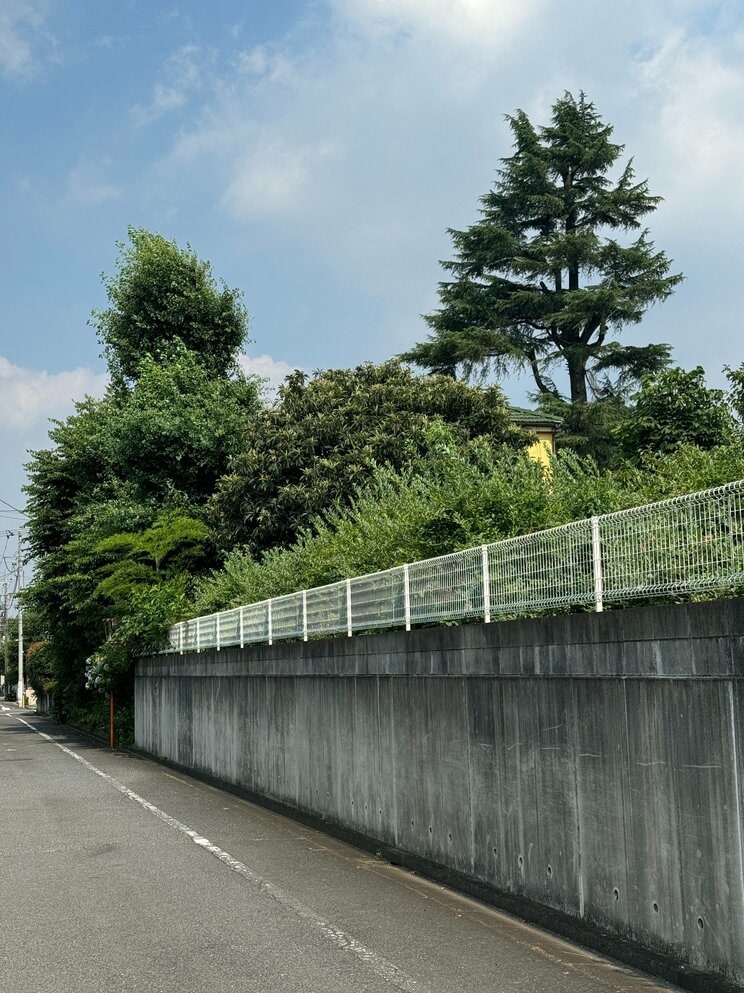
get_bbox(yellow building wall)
[526,430,556,468]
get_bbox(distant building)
[508,407,562,468]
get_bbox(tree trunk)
[567,351,588,404]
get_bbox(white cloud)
[0,361,107,517]
[635,30,744,204]
[0,0,51,80]
[333,0,544,48]
[0,356,108,436]
[131,44,212,126]
[235,44,296,83]
[224,134,337,218]
[238,352,300,394]
[133,82,187,126]
[65,159,122,208]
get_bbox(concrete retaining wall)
[136,599,744,987]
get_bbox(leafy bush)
[196,426,622,612]
[212,361,524,554]
[196,423,744,616]
[86,576,191,694]
[25,641,56,695]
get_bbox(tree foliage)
[403,92,682,405]
[94,511,211,606]
[725,362,744,423]
[25,348,259,561]
[25,641,56,696]
[198,423,744,617]
[24,349,257,716]
[92,227,248,384]
[614,366,732,462]
[212,361,525,554]
[24,232,259,730]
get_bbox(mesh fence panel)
[409,547,484,623]
[217,608,241,647]
[242,602,270,644]
[600,484,744,599]
[350,567,406,630]
[487,520,594,614]
[182,621,197,653]
[270,592,305,642]
[306,581,348,637]
[161,480,744,653]
[200,615,217,648]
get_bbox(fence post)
[591,516,604,612]
[346,579,353,638]
[268,600,273,646]
[179,621,184,656]
[216,612,221,651]
[196,616,201,653]
[481,544,491,623]
[239,607,244,649]
[727,492,737,574]
[302,591,308,642]
[403,564,411,632]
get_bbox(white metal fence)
[164,480,744,654]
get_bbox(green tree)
[84,511,209,694]
[212,361,525,554]
[24,352,258,721]
[402,92,682,405]
[24,348,259,561]
[103,346,260,505]
[95,511,211,606]
[25,228,260,728]
[725,362,744,422]
[613,366,732,461]
[92,227,248,384]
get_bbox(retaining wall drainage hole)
[613,888,620,902]
[448,832,452,842]
[653,902,659,914]
[429,826,433,834]
[518,855,524,870]
[697,917,705,930]
[547,865,553,879]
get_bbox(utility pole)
[16,532,24,709]
[1,578,7,692]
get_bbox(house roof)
[507,405,563,429]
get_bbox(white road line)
[14,716,423,993]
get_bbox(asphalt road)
[0,706,681,993]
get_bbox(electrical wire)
[0,497,26,516]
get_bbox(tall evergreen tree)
[402,92,682,404]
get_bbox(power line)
[0,497,26,516]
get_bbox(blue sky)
[2,0,744,517]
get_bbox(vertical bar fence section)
[163,480,744,654]
[403,564,411,632]
[591,516,604,613]
[481,544,491,624]
[346,579,353,638]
